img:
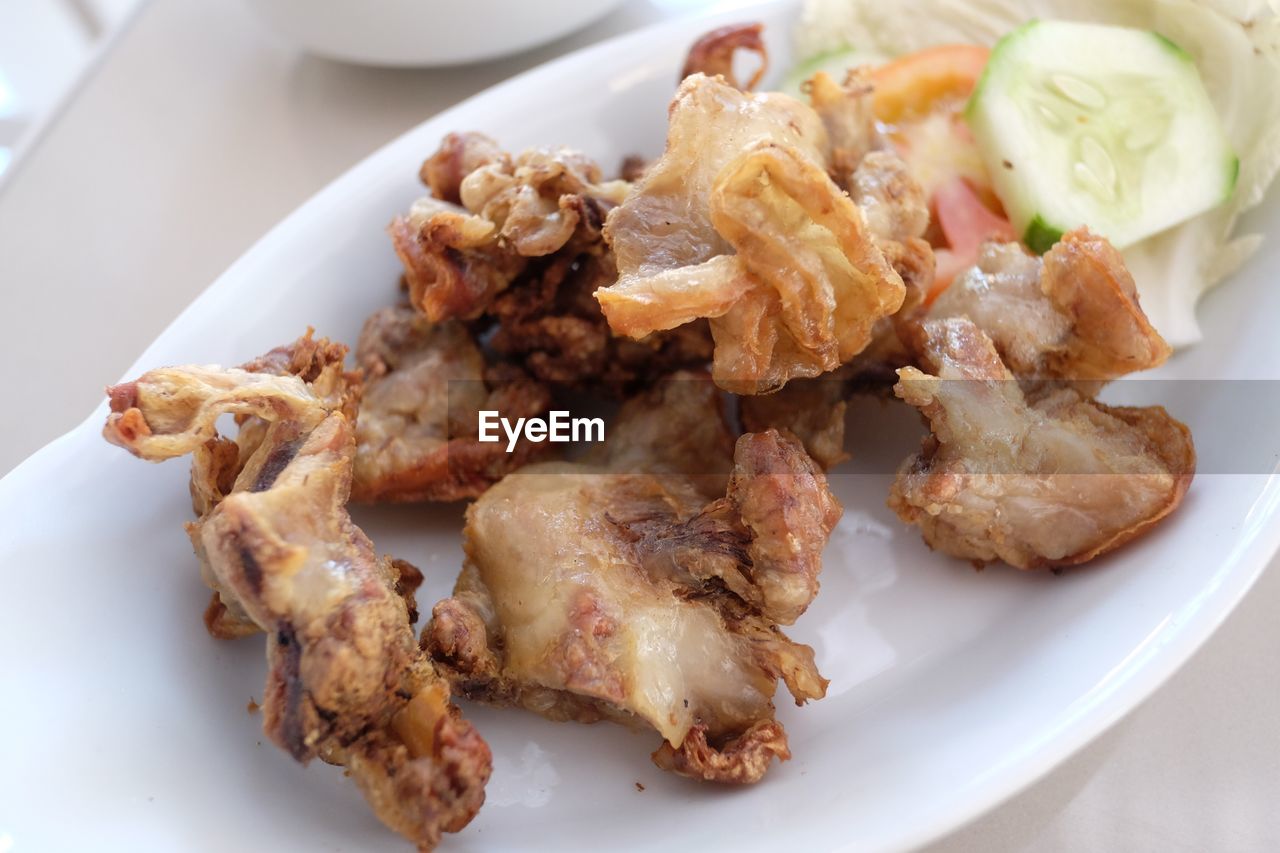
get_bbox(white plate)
[2,3,1278,851]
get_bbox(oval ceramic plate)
[2,3,1278,851]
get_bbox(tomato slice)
[872,44,990,124]
[865,44,1010,303]
[927,177,1016,303]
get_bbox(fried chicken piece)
[597,74,906,394]
[853,151,930,247]
[888,318,1195,569]
[710,143,907,392]
[351,305,550,503]
[397,134,712,390]
[840,148,936,374]
[603,74,826,283]
[421,131,509,205]
[483,216,714,389]
[390,196,522,322]
[103,338,491,850]
[806,68,883,188]
[740,373,850,470]
[680,22,768,91]
[425,378,840,782]
[458,145,629,258]
[394,138,629,322]
[582,372,735,495]
[927,229,1171,383]
[180,332,362,638]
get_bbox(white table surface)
[1,0,1276,849]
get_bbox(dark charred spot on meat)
[239,542,265,595]
[619,155,648,183]
[391,558,425,624]
[274,622,312,762]
[251,437,303,492]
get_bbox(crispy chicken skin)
[889,318,1195,569]
[390,196,522,323]
[351,305,550,503]
[733,146,935,456]
[603,75,825,282]
[457,145,629,258]
[105,332,358,639]
[425,376,840,782]
[395,132,714,389]
[420,131,508,206]
[852,150,935,303]
[806,69,882,187]
[739,374,850,470]
[680,22,768,92]
[596,74,909,394]
[103,336,491,851]
[392,138,629,323]
[927,229,1171,382]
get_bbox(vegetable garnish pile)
[792,0,1280,346]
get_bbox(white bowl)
[243,0,628,67]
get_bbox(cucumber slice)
[778,47,888,99]
[965,20,1237,252]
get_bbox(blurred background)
[0,0,141,185]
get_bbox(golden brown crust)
[420,131,509,205]
[597,75,910,394]
[396,135,712,390]
[1041,228,1172,380]
[889,318,1195,570]
[806,68,882,185]
[390,204,524,323]
[651,720,790,784]
[924,230,1169,383]
[424,383,839,784]
[725,430,844,624]
[680,23,768,92]
[739,376,850,470]
[103,337,491,849]
[345,685,492,851]
[1049,403,1196,566]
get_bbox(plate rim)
[3,1,1279,848]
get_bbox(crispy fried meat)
[926,229,1170,383]
[103,337,491,850]
[396,133,713,389]
[484,230,715,389]
[421,131,509,206]
[424,377,840,782]
[888,318,1195,569]
[457,146,629,257]
[392,141,628,323]
[597,75,908,394]
[806,68,884,188]
[352,305,550,503]
[680,22,768,92]
[739,373,850,470]
[390,196,522,322]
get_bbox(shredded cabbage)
[794,0,1280,346]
